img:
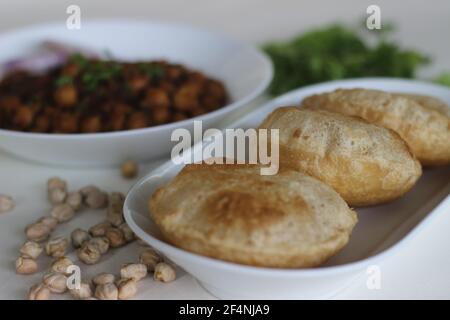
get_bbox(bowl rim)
[124,77,450,278]
[0,18,273,140]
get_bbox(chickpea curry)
[0,54,228,133]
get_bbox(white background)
[0,0,449,299]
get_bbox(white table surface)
[0,0,449,300]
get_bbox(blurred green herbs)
[263,24,430,95]
[434,72,450,87]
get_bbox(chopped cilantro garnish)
[263,24,429,95]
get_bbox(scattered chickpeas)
[42,272,68,293]
[81,185,108,209]
[139,248,162,272]
[50,256,74,275]
[95,283,118,300]
[79,185,97,196]
[69,282,93,299]
[88,221,111,237]
[47,177,67,191]
[105,227,126,248]
[154,262,176,283]
[19,241,43,259]
[28,283,50,300]
[77,242,102,265]
[117,278,138,300]
[87,237,110,254]
[36,216,58,231]
[119,223,135,243]
[121,160,138,179]
[48,187,67,205]
[106,192,125,227]
[71,228,90,248]
[25,222,51,242]
[45,237,69,258]
[15,256,38,274]
[106,210,124,227]
[92,273,116,286]
[110,192,125,204]
[15,177,149,300]
[120,263,147,281]
[50,203,75,223]
[66,191,82,211]
[0,194,15,213]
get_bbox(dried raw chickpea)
[81,186,107,209]
[87,237,110,254]
[50,256,74,275]
[42,272,68,293]
[69,282,93,300]
[120,263,147,281]
[71,228,90,248]
[28,283,50,300]
[139,248,162,272]
[15,256,38,274]
[92,273,116,286]
[47,177,67,191]
[89,221,111,237]
[105,227,126,248]
[25,222,51,242]
[117,278,138,300]
[50,203,75,223]
[154,262,176,283]
[77,242,102,265]
[0,194,15,213]
[36,216,58,231]
[19,241,43,259]
[66,191,82,211]
[121,160,138,179]
[119,223,135,243]
[48,187,67,205]
[45,237,69,258]
[95,283,118,300]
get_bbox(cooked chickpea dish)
[0,54,228,133]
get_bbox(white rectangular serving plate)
[124,78,450,299]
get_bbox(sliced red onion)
[0,41,99,76]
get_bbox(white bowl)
[124,78,450,299]
[0,19,272,166]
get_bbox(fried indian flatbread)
[258,107,422,206]
[149,163,357,268]
[301,88,450,166]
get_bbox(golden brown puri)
[258,108,422,207]
[149,163,357,268]
[301,88,450,166]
